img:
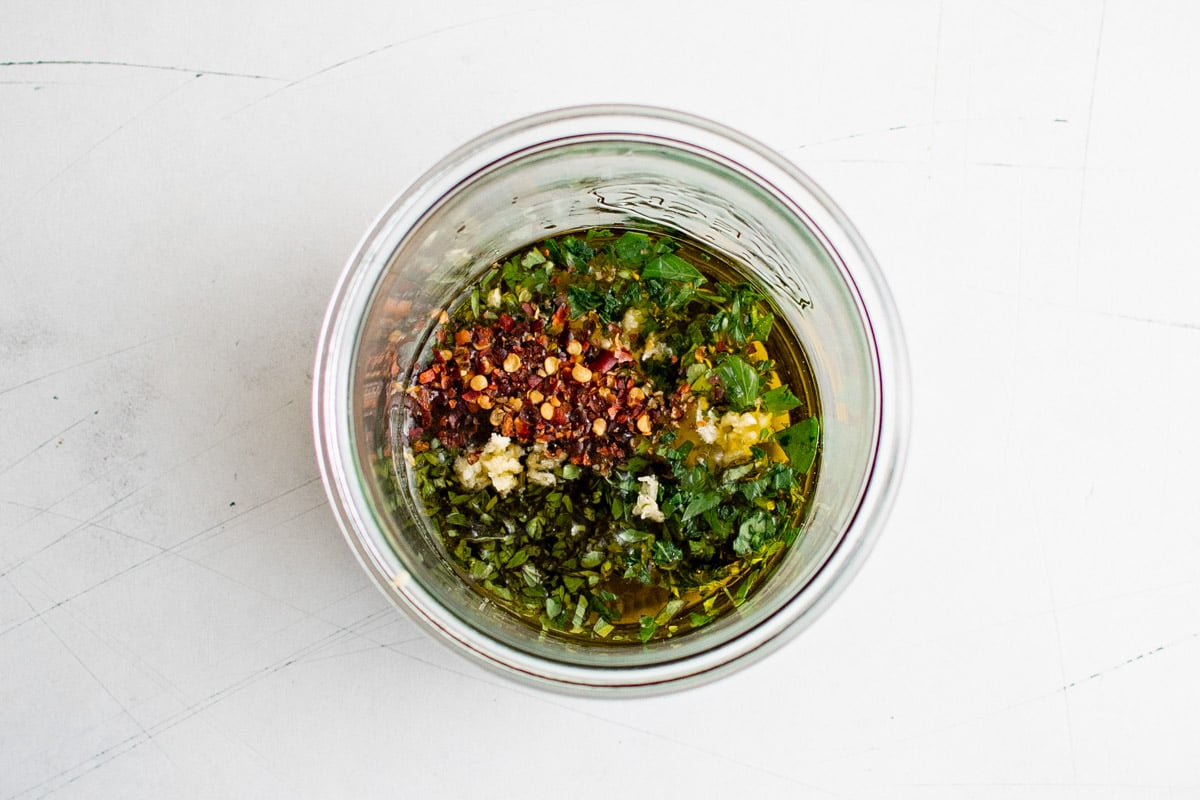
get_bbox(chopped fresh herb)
[681,491,723,521]
[392,229,820,644]
[614,231,652,265]
[655,597,685,625]
[761,385,802,415]
[567,285,604,318]
[714,355,759,412]
[651,539,683,567]
[560,236,594,270]
[643,253,706,284]
[777,417,820,473]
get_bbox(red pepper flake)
[403,313,668,468]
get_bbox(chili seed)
[592,418,607,436]
[636,413,652,435]
[571,364,592,383]
[544,356,560,374]
[540,402,554,421]
[503,353,521,372]
[469,374,488,392]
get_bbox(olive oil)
[391,228,821,644]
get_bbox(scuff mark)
[0,59,285,81]
[1072,0,1108,302]
[1062,633,1197,691]
[0,414,93,478]
[0,333,175,398]
[24,76,201,203]
[227,9,527,117]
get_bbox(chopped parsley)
[391,229,820,643]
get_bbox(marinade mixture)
[394,229,819,643]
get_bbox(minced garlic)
[692,407,775,467]
[454,434,524,495]
[526,443,564,488]
[640,333,671,361]
[632,475,665,523]
[621,307,643,336]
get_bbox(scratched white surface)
[2,1,1199,797]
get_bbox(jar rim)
[313,104,910,695]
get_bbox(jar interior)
[349,138,880,669]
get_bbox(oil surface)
[391,228,821,643]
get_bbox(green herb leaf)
[655,597,685,625]
[721,462,756,483]
[767,462,797,491]
[543,239,563,265]
[752,308,774,341]
[733,510,777,556]
[521,249,546,268]
[651,539,683,567]
[714,355,759,411]
[638,615,658,643]
[652,236,678,254]
[777,417,820,472]
[702,507,733,538]
[561,236,594,270]
[761,385,802,415]
[614,231,652,265]
[501,258,522,291]
[681,491,723,521]
[644,277,696,311]
[572,595,589,628]
[567,285,604,318]
[643,254,705,284]
[616,528,653,544]
[685,361,710,385]
[518,267,549,293]
[623,556,652,584]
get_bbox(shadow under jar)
[313,105,909,695]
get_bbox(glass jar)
[313,105,909,695]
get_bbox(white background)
[3,1,1199,798]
